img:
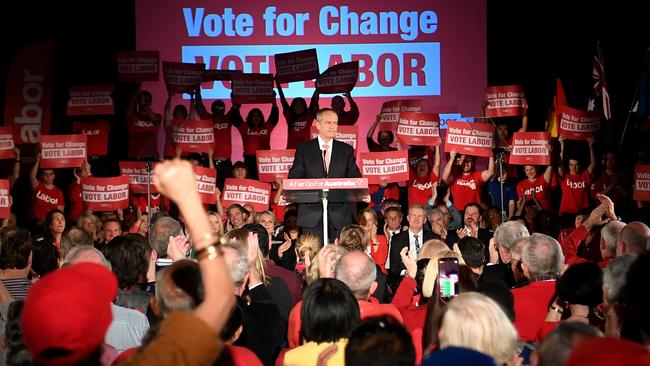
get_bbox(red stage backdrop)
[136,0,487,160]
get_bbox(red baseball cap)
[567,337,650,366]
[22,262,118,365]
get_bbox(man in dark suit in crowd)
[389,204,438,278]
[288,108,363,244]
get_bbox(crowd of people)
[1,74,649,366]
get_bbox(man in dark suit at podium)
[288,108,363,244]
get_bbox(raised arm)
[9,147,20,188]
[275,79,290,114]
[188,91,197,120]
[558,135,566,178]
[587,137,596,176]
[432,145,441,178]
[127,83,141,115]
[229,95,244,128]
[442,150,458,185]
[195,88,210,120]
[163,91,173,128]
[345,92,359,124]
[268,97,280,128]
[30,153,41,190]
[309,89,320,115]
[481,156,495,182]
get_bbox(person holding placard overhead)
[276,79,319,149]
[442,150,495,211]
[288,108,363,244]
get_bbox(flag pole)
[619,77,641,147]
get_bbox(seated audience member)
[0,230,34,300]
[602,254,637,337]
[101,218,123,245]
[616,252,650,346]
[76,213,101,242]
[358,208,389,273]
[616,221,650,256]
[444,203,492,251]
[283,278,360,366]
[435,292,519,365]
[271,209,301,271]
[30,238,59,278]
[221,229,284,366]
[60,226,94,260]
[389,205,437,277]
[512,233,565,341]
[294,232,322,274]
[226,204,249,231]
[345,316,415,366]
[532,321,603,366]
[491,221,530,287]
[538,261,603,341]
[37,209,66,256]
[149,216,187,266]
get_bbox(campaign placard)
[315,61,358,94]
[484,85,527,117]
[256,149,295,183]
[81,176,130,211]
[359,150,409,184]
[283,178,368,191]
[67,84,114,116]
[558,106,600,140]
[172,120,215,153]
[39,135,87,168]
[378,99,423,131]
[193,166,218,205]
[509,132,551,165]
[117,51,159,82]
[222,178,271,212]
[72,120,110,157]
[0,127,16,159]
[310,125,358,150]
[633,165,650,201]
[162,62,205,94]
[444,121,495,158]
[231,73,275,104]
[203,69,242,81]
[0,179,10,219]
[274,48,320,83]
[396,112,441,146]
[119,161,158,194]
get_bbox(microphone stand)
[493,148,508,223]
[146,161,153,234]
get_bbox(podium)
[282,178,369,245]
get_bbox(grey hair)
[494,221,530,251]
[521,233,564,277]
[335,251,376,299]
[62,246,111,270]
[603,254,637,303]
[536,321,602,366]
[316,108,336,122]
[600,221,625,254]
[150,216,182,258]
[221,241,250,288]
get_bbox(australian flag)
[587,41,612,121]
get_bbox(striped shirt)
[1,278,31,300]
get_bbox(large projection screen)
[136,0,486,159]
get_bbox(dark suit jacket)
[288,138,362,229]
[236,285,284,366]
[389,230,438,277]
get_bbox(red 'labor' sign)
[558,106,600,140]
[0,179,10,219]
[509,132,551,165]
[359,150,409,184]
[274,49,320,83]
[378,99,423,131]
[222,178,271,212]
[484,85,527,118]
[396,112,441,146]
[444,121,495,158]
[633,165,650,201]
[72,120,110,157]
[67,84,114,116]
[172,120,215,153]
[315,61,358,94]
[256,149,295,183]
[193,166,218,205]
[81,176,130,211]
[231,73,275,104]
[39,135,87,168]
[0,127,16,159]
[119,161,158,194]
[117,51,159,82]
[163,62,205,94]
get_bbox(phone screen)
[438,258,460,301]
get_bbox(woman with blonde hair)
[421,250,466,298]
[294,232,321,274]
[433,292,519,365]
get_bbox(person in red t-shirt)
[126,88,162,159]
[276,79,319,149]
[68,160,92,222]
[163,90,196,158]
[591,151,629,210]
[312,90,359,125]
[517,164,553,211]
[558,136,596,215]
[29,153,65,223]
[495,113,528,178]
[408,147,440,208]
[442,150,495,211]
[366,116,401,211]
[232,99,279,180]
[195,89,242,190]
[366,115,398,152]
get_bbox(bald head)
[335,251,377,300]
[617,222,650,256]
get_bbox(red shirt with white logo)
[408,170,439,207]
[72,120,110,157]
[200,112,237,160]
[31,182,65,221]
[286,111,315,149]
[136,194,170,215]
[408,148,434,170]
[239,122,275,156]
[517,176,552,211]
[127,111,161,158]
[68,182,84,221]
[450,171,485,210]
[560,171,591,215]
